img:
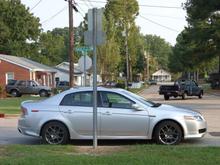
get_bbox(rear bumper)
[18,118,40,137]
[159,91,182,96]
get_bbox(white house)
[152,69,171,82]
[55,62,84,86]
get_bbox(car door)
[16,80,28,94]
[59,91,100,136]
[25,81,37,94]
[99,91,149,137]
[191,81,200,95]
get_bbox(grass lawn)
[0,145,219,165]
[0,96,43,114]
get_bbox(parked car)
[159,80,203,100]
[56,81,70,91]
[103,80,117,87]
[147,79,157,85]
[18,87,207,145]
[6,80,51,97]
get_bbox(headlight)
[184,115,203,121]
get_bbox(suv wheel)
[11,90,20,97]
[182,92,186,100]
[164,95,169,100]
[198,92,203,99]
[39,90,48,97]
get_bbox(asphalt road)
[0,85,220,146]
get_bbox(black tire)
[10,89,20,97]
[154,121,183,145]
[41,122,69,145]
[39,90,48,97]
[198,92,202,99]
[182,92,186,100]
[164,95,169,100]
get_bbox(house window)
[6,72,14,84]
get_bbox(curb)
[0,114,20,118]
[0,113,5,118]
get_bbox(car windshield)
[33,81,40,86]
[121,90,161,107]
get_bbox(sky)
[20,0,188,45]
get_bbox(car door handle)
[63,109,74,114]
[102,111,112,116]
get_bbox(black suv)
[6,80,51,97]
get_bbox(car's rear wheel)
[164,95,169,100]
[10,90,20,97]
[41,122,69,145]
[39,90,48,97]
[182,92,186,100]
[154,121,182,145]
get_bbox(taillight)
[21,106,28,117]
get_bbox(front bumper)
[184,119,207,139]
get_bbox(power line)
[76,4,87,21]
[140,13,185,20]
[86,0,95,7]
[78,0,182,9]
[139,15,179,32]
[30,0,43,11]
[41,6,68,24]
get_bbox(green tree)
[0,0,41,56]
[184,0,220,73]
[37,32,65,66]
[144,35,172,71]
[104,0,139,81]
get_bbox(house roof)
[54,67,83,75]
[152,69,171,76]
[56,62,83,74]
[0,54,56,72]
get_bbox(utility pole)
[68,0,74,87]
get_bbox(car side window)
[60,92,93,106]
[100,92,134,109]
[17,81,26,86]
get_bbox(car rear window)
[60,91,93,106]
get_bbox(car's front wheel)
[39,90,48,97]
[154,121,182,145]
[41,122,69,145]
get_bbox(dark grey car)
[6,80,51,97]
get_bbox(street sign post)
[84,8,105,149]
[76,47,92,86]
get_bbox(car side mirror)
[132,104,145,111]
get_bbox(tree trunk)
[219,54,220,74]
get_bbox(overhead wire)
[139,15,179,32]
[86,0,95,8]
[78,0,182,9]
[30,0,43,11]
[41,6,68,24]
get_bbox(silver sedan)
[18,87,207,145]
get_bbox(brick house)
[0,54,56,88]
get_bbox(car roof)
[66,86,125,93]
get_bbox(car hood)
[155,104,200,116]
[38,86,51,90]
